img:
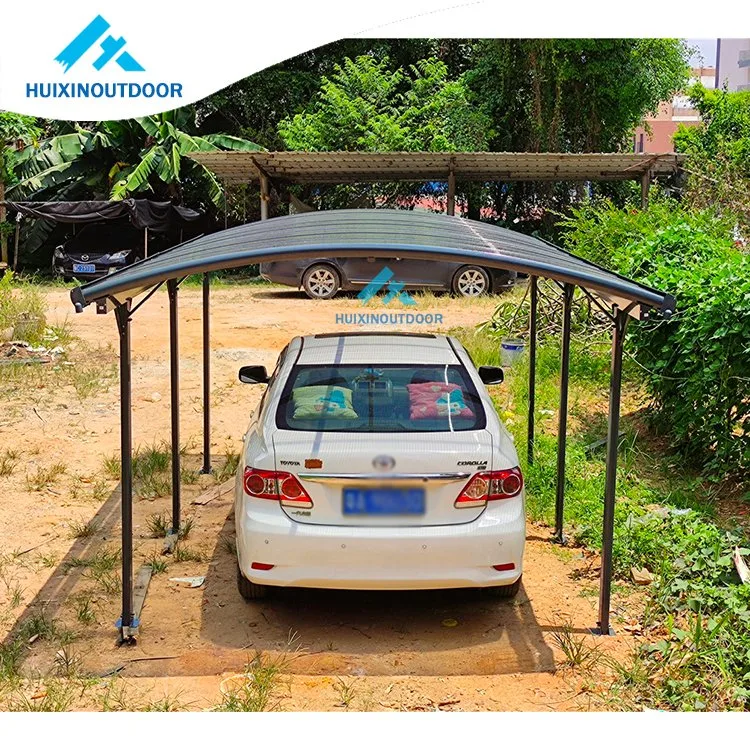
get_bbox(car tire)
[237,565,269,601]
[452,266,491,297]
[487,575,522,599]
[302,264,341,300]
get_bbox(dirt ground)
[0,284,645,711]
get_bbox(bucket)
[500,337,525,366]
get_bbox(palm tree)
[108,110,262,204]
[10,108,262,207]
[0,112,41,265]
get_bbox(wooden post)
[447,170,456,216]
[260,174,270,221]
[640,172,650,210]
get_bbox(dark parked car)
[53,223,146,280]
[260,257,517,299]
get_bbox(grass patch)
[24,462,67,492]
[172,544,204,564]
[215,450,240,483]
[0,449,20,477]
[67,519,100,539]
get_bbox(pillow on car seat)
[292,385,358,420]
[406,381,474,420]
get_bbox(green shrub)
[560,198,750,478]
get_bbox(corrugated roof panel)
[70,209,675,320]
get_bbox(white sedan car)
[234,332,525,600]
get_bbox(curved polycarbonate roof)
[70,209,675,317]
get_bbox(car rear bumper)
[236,498,525,590]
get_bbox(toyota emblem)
[81,254,89,261]
[372,455,395,471]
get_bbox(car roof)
[294,333,462,366]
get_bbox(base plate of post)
[591,624,615,636]
[116,616,140,645]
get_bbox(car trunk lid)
[271,430,494,526]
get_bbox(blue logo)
[56,15,144,73]
[357,267,416,306]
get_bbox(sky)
[687,38,716,67]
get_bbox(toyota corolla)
[234,332,525,600]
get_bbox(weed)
[5,680,78,712]
[90,479,110,503]
[72,593,97,625]
[180,467,199,485]
[146,513,193,540]
[67,519,100,539]
[54,645,83,678]
[215,450,240,482]
[215,648,296,712]
[173,544,204,564]
[219,535,236,556]
[146,512,171,538]
[24,462,66,492]
[0,449,20,477]
[334,677,358,709]
[102,453,121,480]
[36,552,58,569]
[179,517,194,540]
[7,583,24,609]
[139,473,171,499]
[146,553,168,575]
[550,622,602,670]
[143,692,189,712]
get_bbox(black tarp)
[2,199,201,232]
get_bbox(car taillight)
[243,467,313,508]
[455,467,523,508]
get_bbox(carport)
[69,208,675,643]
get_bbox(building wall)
[633,67,713,153]
[716,38,750,91]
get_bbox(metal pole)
[598,308,629,636]
[167,279,181,535]
[260,174,269,221]
[144,228,148,258]
[115,302,135,643]
[527,276,538,465]
[554,283,574,543]
[200,273,211,474]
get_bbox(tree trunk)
[0,178,7,266]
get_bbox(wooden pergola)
[189,150,686,217]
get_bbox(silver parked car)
[260,257,516,300]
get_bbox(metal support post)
[167,279,181,535]
[115,301,135,644]
[554,283,574,543]
[597,308,629,636]
[200,273,211,474]
[527,275,538,465]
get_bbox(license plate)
[73,263,96,274]
[343,487,425,515]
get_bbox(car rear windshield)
[276,364,486,432]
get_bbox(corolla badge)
[372,455,395,471]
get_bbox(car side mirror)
[478,366,504,385]
[239,365,269,384]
